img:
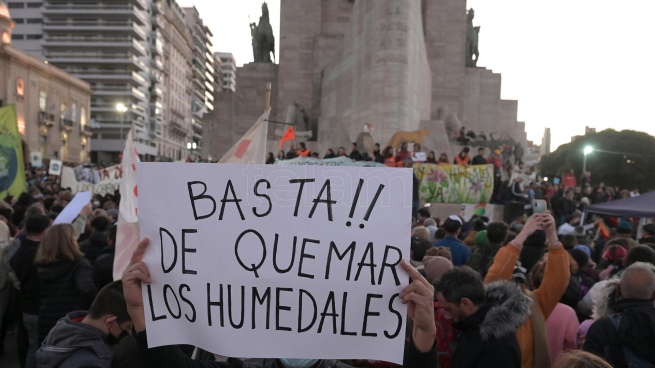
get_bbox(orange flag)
[279,126,295,148]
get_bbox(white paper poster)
[138,163,412,363]
[30,152,42,168]
[53,191,92,224]
[48,160,62,176]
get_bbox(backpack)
[609,313,655,368]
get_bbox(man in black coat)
[435,268,530,368]
[471,147,487,166]
[583,262,655,367]
[79,216,109,264]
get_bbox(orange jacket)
[485,245,570,368]
[296,149,311,157]
[454,154,470,166]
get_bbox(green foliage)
[541,129,655,191]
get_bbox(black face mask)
[107,329,130,345]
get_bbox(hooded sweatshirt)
[36,311,112,368]
[451,281,532,368]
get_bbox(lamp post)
[116,103,128,150]
[582,145,593,174]
[187,142,197,157]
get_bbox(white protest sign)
[53,191,92,224]
[411,152,426,162]
[49,160,63,176]
[138,163,412,363]
[30,152,42,168]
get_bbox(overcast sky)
[179,0,655,151]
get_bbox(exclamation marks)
[346,179,385,229]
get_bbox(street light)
[116,103,128,149]
[187,142,197,157]
[582,145,593,174]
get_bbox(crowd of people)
[408,204,655,367]
[0,159,653,368]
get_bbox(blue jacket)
[434,236,471,266]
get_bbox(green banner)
[0,105,26,199]
[414,163,494,204]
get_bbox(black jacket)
[79,232,109,264]
[93,247,115,290]
[9,238,41,314]
[583,299,655,367]
[451,281,531,368]
[37,257,97,341]
[471,155,487,166]
[134,331,437,368]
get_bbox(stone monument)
[249,2,275,63]
[206,0,529,161]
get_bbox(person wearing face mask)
[36,281,132,367]
[120,239,439,368]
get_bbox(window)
[39,91,47,111]
[71,101,78,122]
[26,18,41,24]
[7,2,25,9]
[13,18,24,24]
[11,34,23,40]
[26,35,42,40]
[26,2,42,7]
[80,107,86,127]
[60,103,66,121]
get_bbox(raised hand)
[122,237,151,332]
[400,260,436,352]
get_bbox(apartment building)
[1,2,92,163]
[216,51,236,92]
[183,6,213,148]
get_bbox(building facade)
[156,0,192,161]
[183,6,214,150]
[216,52,236,92]
[1,2,92,163]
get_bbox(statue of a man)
[249,2,275,63]
[465,8,480,67]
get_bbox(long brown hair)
[35,224,83,265]
[553,350,612,368]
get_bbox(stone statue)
[387,129,430,150]
[275,102,312,139]
[465,8,480,67]
[250,2,276,63]
[437,105,462,141]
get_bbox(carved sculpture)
[465,8,480,67]
[275,102,312,139]
[387,129,430,150]
[250,2,276,63]
[437,105,462,141]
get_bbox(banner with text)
[414,164,494,204]
[138,163,412,363]
[61,165,122,196]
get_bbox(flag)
[279,125,295,149]
[598,221,610,239]
[0,105,26,199]
[219,109,270,164]
[114,129,141,280]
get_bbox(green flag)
[0,105,26,198]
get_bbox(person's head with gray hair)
[424,218,436,227]
[619,262,655,301]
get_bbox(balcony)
[151,57,164,71]
[45,36,147,56]
[192,119,203,133]
[38,111,55,126]
[60,118,74,132]
[43,5,148,25]
[42,20,147,40]
[152,2,164,14]
[80,123,93,137]
[94,86,147,100]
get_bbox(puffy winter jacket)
[37,257,97,341]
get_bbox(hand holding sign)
[399,260,436,353]
[122,237,152,332]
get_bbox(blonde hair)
[35,224,83,264]
[553,350,612,368]
[411,226,430,242]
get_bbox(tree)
[540,129,655,191]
